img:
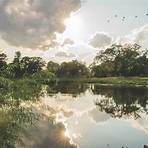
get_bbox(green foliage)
[12,79,44,101]
[57,60,89,78]
[33,70,55,81]
[0,53,7,75]
[91,44,148,77]
[21,56,45,76]
[1,43,148,81]
[0,106,38,148]
[1,51,46,79]
[0,76,13,89]
[0,76,45,147]
[47,61,60,74]
[0,78,44,105]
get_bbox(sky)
[0,0,148,64]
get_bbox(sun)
[63,14,84,42]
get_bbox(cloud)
[43,43,98,64]
[133,24,148,48]
[0,0,81,49]
[55,51,76,58]
[16,102,77,148]
[61,38,75,47]
[88,107,110,124]
[116,24,148,49]
[89,32,112,48]
[69,43,98,64]
[115,36,131,45]
[18,116,77,148]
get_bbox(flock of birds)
[81,0,148,23]
[107,13,148,23]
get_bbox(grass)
[58,77,148,86]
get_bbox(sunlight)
[64,18,70,26]
[63,14,85,42]
[64,14,83,27]
[64,130,70,138]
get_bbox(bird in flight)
[107,11,148,24]
[122,16,125,21]
[107,19,110,23]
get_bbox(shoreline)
[56,77,148,86]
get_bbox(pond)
[0,82,148,148]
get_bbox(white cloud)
[115,36,131,45]
[88,107,110,124]
[116,24,148,49]
[43,43,98,65]
[133,24,148,48]
[52,24,148,64]
[55,51,76,58]
[89,32,112,48]
[17,103,77,148]
[61,38,75,47]
[0,0,81,49]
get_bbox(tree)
[21,57,45,75]
[57,60,89,78]
[2,51,23,79]
[13,51,21,64]
[91,62,115,77]
[11,51,23,78]
[2,52,45,79]
[47,61,59,74]
[0,53,7,74]
[91,44,148,77]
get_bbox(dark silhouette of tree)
[0,53,7,75]
[12,51,23,78]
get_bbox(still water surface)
[0,82,148,148]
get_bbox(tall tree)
[0,53,7,74]
[21,57,45,75]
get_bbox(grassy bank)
[58,77,148,86]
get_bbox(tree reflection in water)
[93,85,148,119]
[0,105,38,147]
[47,81,88,97]
[1,81,148,147]
[0,80,76,148]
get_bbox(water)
[0,82,148,148]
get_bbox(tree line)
[0,51,89,79]
[91,44,148,77]
[0,43,148,80]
